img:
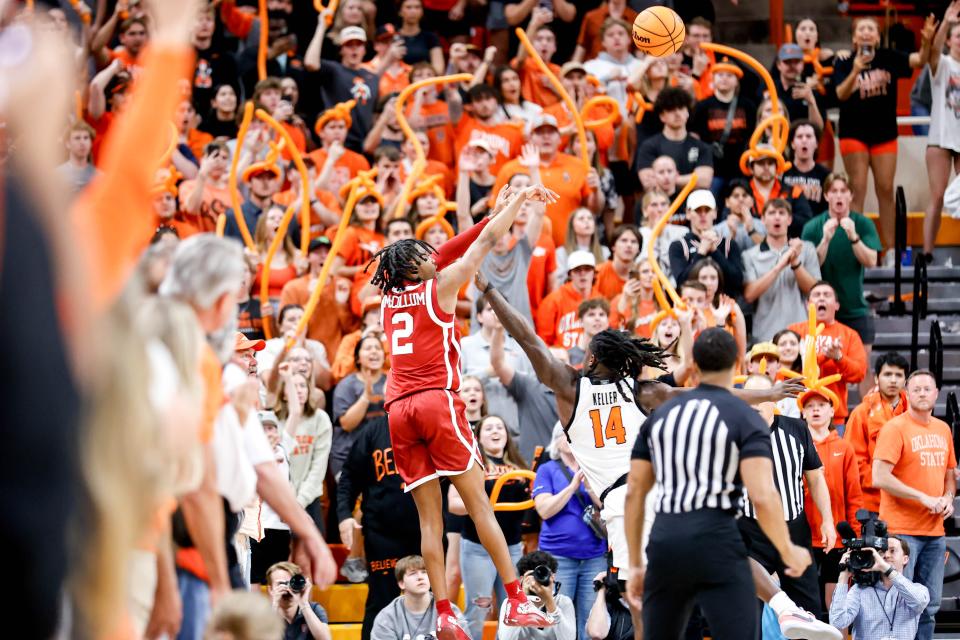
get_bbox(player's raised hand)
[520,184,559,204]
[476,270,490,293]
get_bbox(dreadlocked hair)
[587,329,671,404]
[365,239,436,293]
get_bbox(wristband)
[483,283,495,295]
[883,566,895,577]
[850,236,860,245]
[790,262,801,270]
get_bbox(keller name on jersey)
[384,291,426,309]
[592,390,620,406]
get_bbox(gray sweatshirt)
[496,594,576,640]
[370,596,464,640]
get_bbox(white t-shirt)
[928,55,960,152]
[584,52,644,117]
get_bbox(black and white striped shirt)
[632,384,772,514]
[741,415,822,521]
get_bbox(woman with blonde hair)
[555,207,608,278]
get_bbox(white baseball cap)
[686,189,716,211]
[566,250,597,272]
[339,26,367,44]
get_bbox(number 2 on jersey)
[391,312,414,355]
[589,406,626,448]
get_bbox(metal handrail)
[890,186,907,316]
[910,251,928,371]
[931,319,944,388]
[947,391,959,453]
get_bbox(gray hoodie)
[370,596,465,640]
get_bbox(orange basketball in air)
[632,6,686,57]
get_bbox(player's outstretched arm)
[478,272,578,420]
[437,185,558,302]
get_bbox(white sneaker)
[778,608,842,640]
[339,557,368,583]
[881,250,896,268]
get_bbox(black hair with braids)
[365,239,435,293]
[586,329,671,404]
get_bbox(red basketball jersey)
[381,278,462,409]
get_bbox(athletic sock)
[436,599,453,617]
[505,580,526,600]
[768,591,799,617]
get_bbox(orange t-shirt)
[186,128,214,161]
[153,214,201,239]
[307,147,371,184]
[804,431,863,549]
[595,261,627,300]
[280,121,307,160]
[576,5,640,62]
[399,160,455,198]
[544,101,616,164]
[409,100,456,168]
[491,153,592,248]
[609,295,657,338]
[253,262,297,300]
[453,115,524,177]
[178,179,231,232]
[536,282,600,348]
[874,412,957,536]
[511,56,562,109]
[844,390,909,512]
[787,319,867,420]
[279,275,359,360]
[326,225,385,272]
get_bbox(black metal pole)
[891,186,906,315]
[931,320,943,388]
[911,252,926,372]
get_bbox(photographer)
[828,539,929,637]
[265,562,332,640]
[585,570,635,640]
[497,551,575,640]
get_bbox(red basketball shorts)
[387,388,484,492]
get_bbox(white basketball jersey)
[565,376,647,505]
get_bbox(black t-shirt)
[767,73,828,128]
[689,94,756,180]
[284,603,330,640]
[636,133,713,174]
[782,163,830,212]
[833,48,913,144]
[198,116,239,140]
[192,46,239,117]
[462,455,529,546]
[316,60,379,152]
[236,299,265,341]
[401,29,440,66]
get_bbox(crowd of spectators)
[17,0,960,638]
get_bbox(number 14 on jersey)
[590,406,626,448]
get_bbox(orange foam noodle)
[515,27,589,171]
[582,96,621,130]
[490,470,537,511]
[314,0,339,24]
[224,101,256,249]
[393,73,472,218]
[646,174,698,310]
[257,0,268,81]
[254,108,313,254]
[288,168,378,350]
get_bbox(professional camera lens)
[532,565,552,586]
[289,574,307,593]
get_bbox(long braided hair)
[365,239,435,293]
[586,329,671,404]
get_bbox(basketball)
[632,6,686,57]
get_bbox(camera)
[837,509,888,586]
[532,565,552,586]
[288,573,307,594]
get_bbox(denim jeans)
[460,538,522,640]
[176,569,211,640]
[900,534,945,640]
[554,554,608,639]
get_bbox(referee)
[624,329,811,639]
[739,374,835,619]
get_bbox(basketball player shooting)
[477,281,841,640]
[366,184,559,640]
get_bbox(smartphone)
[629,269,640,280]
[539,0,553,10]
[859,44,875,62]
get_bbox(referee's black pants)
[738,515,822,618]
[643,510,759,640]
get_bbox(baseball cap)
[463,43,482,57]
[308,236,332,253]
[235,332,265,352]
[747,342,780,361]
[258,410,280,426]
[530,113,559,132]
[339,26,367,44]
[560,61,587,77]
[686,189,716,211]
[566,250,597,272]
[375,24,397,41]
[466,137,496,156]
[747,144,780,164]
[778,43,804,62]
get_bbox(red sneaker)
[502,597,556,627]
[435,612,470,640]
